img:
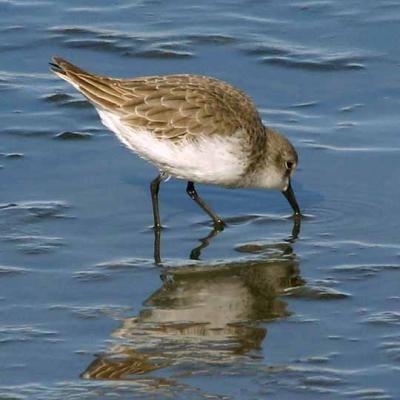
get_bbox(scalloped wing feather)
[50,57,263,142]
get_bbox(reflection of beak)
[282,180,301,216]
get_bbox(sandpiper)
[50,57,301,229]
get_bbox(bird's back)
[50,57,264,142]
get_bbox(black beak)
[282,180,301,217]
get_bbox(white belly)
[98,110,247,186]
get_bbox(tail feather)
[50,56,124,110]
[50,57,89,76]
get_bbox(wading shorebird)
[50,57,301,230]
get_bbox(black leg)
[150,174,163,230]
[153,226,162,265]
[186,181,225,228]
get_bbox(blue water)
[1,0,400,398]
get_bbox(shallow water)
[1,0,400,398]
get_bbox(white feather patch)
[97,110,247,187]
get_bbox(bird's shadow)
[153,216,301,264]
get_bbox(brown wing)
[50,57,263,141]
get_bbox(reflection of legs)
[186,181,225,228]
[190,226,223,260]
[287,215,301,243]
[150,174,163,230]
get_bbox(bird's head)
[253,128,301,216]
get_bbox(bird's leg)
[153,226,162,265]
[186,181,225,228]
[150,174,163,230]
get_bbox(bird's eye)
[285,161,294,170]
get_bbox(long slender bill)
[282,180,301,217]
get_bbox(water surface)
[1,0,400,398]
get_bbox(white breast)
[97,110,247,187]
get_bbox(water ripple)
[283,284,350,300]
[379,336,400,361]
[49,304,131,320]
[72,270,111,282]
[2,234,63,254]
[0,325,58,344]
[41,92,92,108]
[47,26,196,59]
[0,379,212,400]
[0,265,28,276]
[241,39,368,71]
[304,143,400,152]
[363,311,400,326]
[332,264,400,279]
[54,131,93,140]
[0,201,70,220]
[0,152,24,160]
[45,23,371,71]
[2,127,54,137]
[95,257,155,270]
[344,388,392,400]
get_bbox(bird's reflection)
[155,216,301,263]
[82,219,303,381]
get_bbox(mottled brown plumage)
[51,57,263,142]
